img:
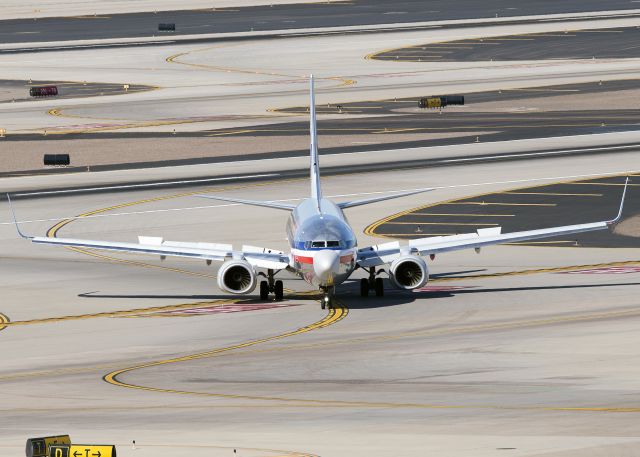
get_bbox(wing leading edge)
[7,194,289,269]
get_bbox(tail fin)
[309,75,322,211]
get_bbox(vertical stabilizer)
[309,75,322,210]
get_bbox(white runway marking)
[2,170,636,227]
[12,173,280,197]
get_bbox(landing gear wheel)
[259,280,269,300]
[360,278,369,297]
[375,277,384,297]
[274,280,284,301]
[321,300,326,310]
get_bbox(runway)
[2,148,640,456]
[1,0,638,45]
[372,26,640,62]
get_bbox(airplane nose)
[313,250,340,283]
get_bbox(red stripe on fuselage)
[294,253,354,265]
[294,255,314,264]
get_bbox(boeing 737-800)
[9,76,628,309]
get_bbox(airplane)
[8,75,629,310]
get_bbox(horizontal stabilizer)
[338,188,433,209]
[195,194,296,211]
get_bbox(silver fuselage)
[286,198,357,287]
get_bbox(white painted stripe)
[2,170,636,227]
[439,144,640,164]
[13,173,280,197]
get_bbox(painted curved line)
[0,313,9,332]
[103,303,348,396]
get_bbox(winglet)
[607,177,629,226]
[6,194,32,239]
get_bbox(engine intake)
[390,255,428,290]
[217,260,257,294]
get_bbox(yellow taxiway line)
[103,303,348,392]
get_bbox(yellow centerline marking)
[103,304,348,394]
[0,313,9,331]
[383,222,499,226]
[500,192,602,197]
[2,300,238,327]
[412,213,515,217]
[446,202,557,206]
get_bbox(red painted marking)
[294,255,314,265]
[560,266,640,275]
[151,303,299,317]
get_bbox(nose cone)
[313,250,340,284]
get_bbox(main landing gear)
[259,269,284,301]
[320,286,335,310]
[360,267,384,297]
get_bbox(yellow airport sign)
[26,435,71,457]
[48,445,116,457]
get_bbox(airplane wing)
[358,178,629,268]
[7,196,290,270]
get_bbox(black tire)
[375,277,384,297]
[321,300,326,310]
[274,280,284,301]
[360,278,369,297]
[259,281,269,300]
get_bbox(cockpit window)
[326,241,340,247]
[311,241,326,248]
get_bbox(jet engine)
[389,255,428,290]
[217,260,257,294]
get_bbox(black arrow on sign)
[92,452,101,457]
[73,452,81,457]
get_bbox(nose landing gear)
[259,269,284,301]
[320,286,335,310]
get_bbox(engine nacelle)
[389,255,429,290]
[217,260,257,294]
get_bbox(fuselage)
[286,198,357,287]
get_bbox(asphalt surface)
[0,0,638,45]
[277,79,640,115]
[371,174,640,248]
[0,79,153,104]
[4,79,639,155]
[372,26,640,62]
